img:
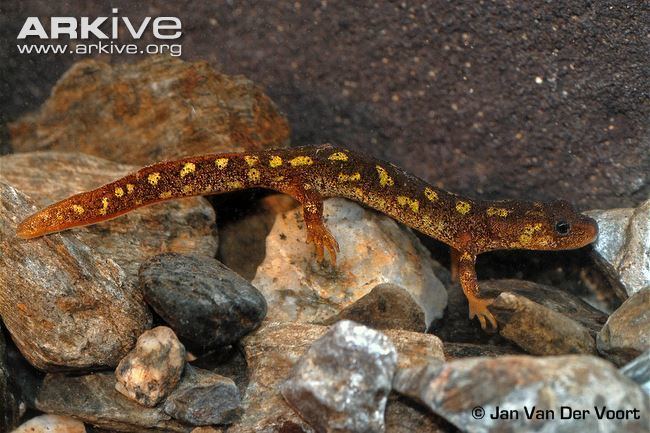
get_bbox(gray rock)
[35,371,191,432]
[598,289,650,366]
[621,350,650,396]
[115,326,186,407]
[0,151,218,284]
[280,321,398,433]
[491,292,597,355]
[139,253,267,348]
[10,415,86,433]
[164,365,242,426]
[393,355,650,433]
[323,283,426,332]
[587,199,650,298]
[251,198,447,327]
[1,325,20,432]
[0,182,151,371]
[232,321,443,433]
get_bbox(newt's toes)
[469,297,497,331]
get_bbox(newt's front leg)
[457,251,497,330]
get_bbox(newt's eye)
[555,221,571,236]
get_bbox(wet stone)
[233,321,443,433]
[597,289,650,366]
[251,198,448,327]
[115,326,186,407]
[476,279,607,355]
[393,355,650,433]
[11,414,86,433]
[10,56,290,165]
[587,199,650,297]
[0,151,218,284]
[280,320,398,433]
[0,182,151,371]
[139,253,267,348]
[35,371,191,433]
[621,350,650,396]
[323,283,426,332]
[164,365,242,426]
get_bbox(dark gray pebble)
[164,365,242,426]
[139,253,267,348]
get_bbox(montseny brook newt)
[17,144,598,329]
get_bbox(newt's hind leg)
[456,251,497,330]
[283,184,339,264]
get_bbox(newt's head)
[485,199,598,252]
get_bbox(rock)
[115,326,186,407]
[621,350,650,396]
[597,289,650,366]
[0,151,218,283]
[0,182,151,371]
[1,325,20,432]
[232,321,443,432]
[443,342,524,360]
[164,365,242,426]
[435,278,607,349]
[323,283,426,332]
[11,415,86,433]
[139,253,267,348]
[280,321,398,433]
[34,372,191,433]
[385,394,450,433]
[483,279,612,355]
[9,56,290,165]
[251,198,447,326]
[587,199,650,298]
[393,355,650,433]
[490,292,597,355]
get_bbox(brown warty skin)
[17,144,598,329]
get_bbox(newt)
[16,144,598,329]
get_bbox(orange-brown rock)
[9,56,290,165]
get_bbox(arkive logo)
[17,8,182,40]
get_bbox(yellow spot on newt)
[215,158,229,169]
[376,165,394,187]
[338,172,361,182]
[289,156,314,167]
[114,187,124,197]
[354,187,364,199]
[148,172,161,185]
[245,156,259,167]
[182,185,194,194]
[248,168,261,182]
[424,187,438,202]
[160,191,172,199]
[99,197,109,215]
[519,223,543,246]
[273,176,285,182]
[328,152,349,161]
[72,205,85,214]
[126,184,135,194]
[455,200,471,215]
[227,181,243,189]
[397,196,419,213]
[487,207,511,217]
[269,155,283,167]
[180,162,196,178]
[461,252,473,261]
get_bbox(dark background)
[1,0,648,209]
